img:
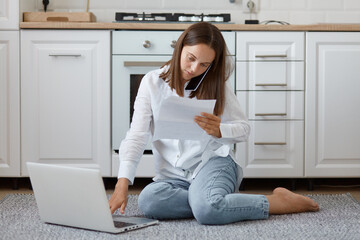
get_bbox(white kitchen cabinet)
[236,32,304,61]
[0,0,19,30]
[237,91,304,120]
[237,121,304,177]
[236,32,304,91]
[305,32,360,177]
[0,31,20,176]
[236,61,304,91]
[236,32,305,178]
[21,30,111,176]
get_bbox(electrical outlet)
[242,0,259,13]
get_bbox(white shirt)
[118,67,250,185]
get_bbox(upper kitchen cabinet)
[21,30,111,176]
[306,32,360,177]
[0,0,19,29]
[0,31,20,176]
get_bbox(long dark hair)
[160,22,232,116]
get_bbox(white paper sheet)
[153,96,216,141]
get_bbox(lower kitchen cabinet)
[20,30,111,176]
[0,31,20,176]
[305,32,360,177]
[236,32,305,178]
[2,29,358,180]
[236,121,304,177]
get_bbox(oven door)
[112,55,170,151]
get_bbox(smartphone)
[185,63,212,91]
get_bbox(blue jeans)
[138,156,269,225]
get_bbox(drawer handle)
[123,61,166,67]
[255,83,287,87]
[49,54,81,57]
[170,40,177,48]
[255,142,287,145]
[255,113,287,116]
[255,54,288,58]
[143,40,151,48]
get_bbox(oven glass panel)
[130,74,152,154]
[130,74,145,123]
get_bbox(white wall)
[32,0,360,24]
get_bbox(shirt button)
[177,154,180,158]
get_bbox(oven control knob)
[143,40,151,48]
[170,40,177,48]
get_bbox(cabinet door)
[236,61,304,91]
[236,121,304,177]
[21,30,111,176]
[237,91,304,120]
[0,31,20,176]
[0,0,19,30]
[237,32,304,61]
[306,32,360,177]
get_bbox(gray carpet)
[0,193,359,240]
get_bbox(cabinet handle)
[143,40,151,48]
[170,40,177,48]
[49,54,81,57]
[255,113,287,116]
[255,54,288,58]
[123,61,166,67]
[255,142,287,145]
[255,83,287,87]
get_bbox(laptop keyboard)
[113,221,136,228]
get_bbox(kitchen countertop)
[19,22,360,31]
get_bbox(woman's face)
[180,43,216,83]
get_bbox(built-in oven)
[112,30,182,176]
[111,29,236,177]
[112,31,182,151]
[112,55,175,151]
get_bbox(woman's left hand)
[194,112,222,138]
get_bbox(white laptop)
[27,162,158,233]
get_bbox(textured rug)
[0,193,359,240]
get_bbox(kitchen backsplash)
[30,0,360,24]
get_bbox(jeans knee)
[191,195,223,225]
[138,185,161,218]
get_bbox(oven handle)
[123,61,167,67]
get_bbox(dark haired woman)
[109,22,319,225]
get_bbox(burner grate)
[115,12,231,23]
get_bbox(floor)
[1,177,359,202]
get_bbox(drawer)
[113,31,182,55]
[236,61,304,90]
[236,32,304,61]
[236,121,304,177]
[237,91,304,120]
[113,31,236,55]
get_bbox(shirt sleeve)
[215,83,250,145]
[117,73,153,185]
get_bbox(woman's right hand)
[109,178,129,214]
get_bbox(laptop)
[27,162,158,233]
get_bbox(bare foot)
[266,187,320,215]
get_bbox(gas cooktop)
[115,12,231,23]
